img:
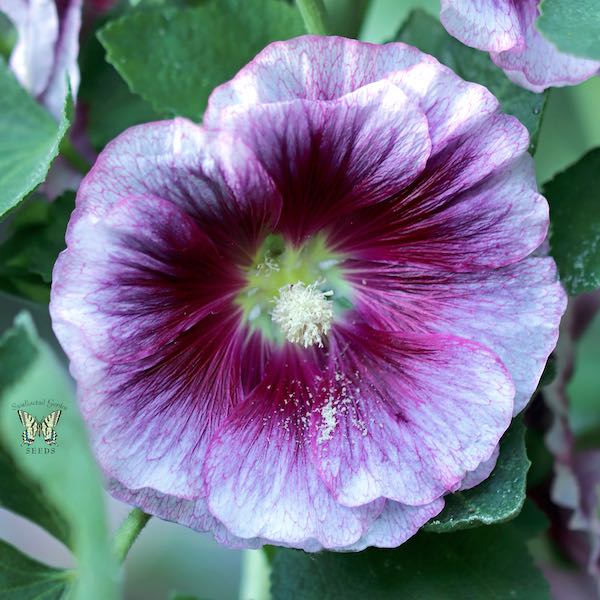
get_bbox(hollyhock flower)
[51,36,566,550]
[0,0,82,120]
[440,0,600,92]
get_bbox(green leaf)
[1,193,74,281]
[0,449,71,549]
[539,356,557,388]
[0,59,71,219]
[0,12,16,60]
[0,274,50,304]
[512,499,550,539]
[78,30,162,150]
[0,313,119,600]
[546,148,600,295]
[0,320,71,547]
[0,192,74,302]
[569,307,600,441]
[425,418,530,532]
[324,0,369,38]
[98,0,305,120]
[271,514,551,600]
[0,539,73,599]
[538,0,600,61]
[395,10,547,148]
[526,428,555,489]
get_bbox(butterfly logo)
[17,410,62,446]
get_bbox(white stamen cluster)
[271,282,334,348]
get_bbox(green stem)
[112,508,151,563]
[325,0,370,38]
[296,0,330,35]
[59,137,91,175]
[239,549,272,600]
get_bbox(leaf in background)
[426,418,530,532]
[0,449,72,548]
[324,0,369,38]
[1,192,74,282]
[538,0,600,61]
[0,313,119,600]
[0,11,16,60]
[271,507,551,600]
[539,356,557,388]
[0,59,71,219]
[512,498,551,539]
[0,539,73,598]
[546,149,600,295]
[0,319,71,546]
[395,10,547,149]
[568,303,600,442]
[98,0,305,120]
[0,274,50,304]
[78,30,162,151]
[0,192,75,302]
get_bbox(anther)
[271,282,334,348]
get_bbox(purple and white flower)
[0,0,85,198]
[440,0,600,92]
[50,36,566,550]
[0,0,82,120]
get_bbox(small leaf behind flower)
[0,540,73,599]
[271,505,550,600]
[98,0,305,120]
[538,0,600,61]
[0,192,75,304]
[0,59,71,220]
[78,29,163,151]
[426,418,530,532]
[545,148,600,295]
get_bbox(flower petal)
[340,499,445,551]
[77,119,281,259]
[331,122,536,272]
[440,0,600,92]
[349,257,566,414]
[428,258,566,413]
[0,0,82,119]
[54,193,240,364]
[39,0,82,119]
[203,347,385,549]
[490,3,600,92]
[213,81,431,243]
[310,326,514,507]
[460,445,500,490]
[109,479,262,549]
[205,35,426,117]
[51,194,245,497]
[0,0,58,97]
[389,61,500,155]
[440,0,523,53]
[207,35,502,161]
